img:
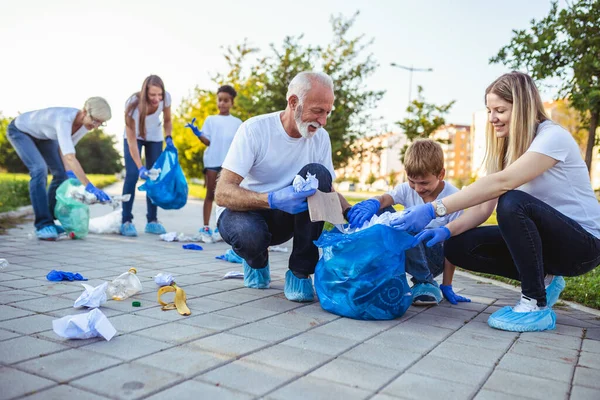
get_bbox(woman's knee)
[497,190,529,221]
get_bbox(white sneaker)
[212,228,223,243]
[513,295,541,313]
[199,227,214,243]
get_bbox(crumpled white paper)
[159,232,202,242]
[292,172,319,193]
[223,271,244,279]
[342,210,408,233]
[154,273,174,286]
[89,209,122,234]
[52,308,116,341]
[148,168,161,181]
[74,282,108,308]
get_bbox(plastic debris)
[132,301,141,307]
[223,271,244,279]
[182,244,203,251]
[0,259,8,270]
[106,268,142,301]
[292,172,319,193]
[148,168,161,181]
[88,209,122,234]
[47,270,88,282]
[154,273,174,286]
[74,282,108,308]
[52,308,116,341]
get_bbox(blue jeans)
[122,138,163,224]
[218,163,333,277]
[379,206,444,284]
[445,190,600,306]
[6,121,66,230]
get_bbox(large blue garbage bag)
[314,225,414,320]
[138,146,188,210]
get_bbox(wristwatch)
[433,199,447,217]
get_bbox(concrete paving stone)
[551,323,586,337]
[71,362,182,400]
[408,354,492,386]
[572,365,600,389]
[47,306,123,319]
[24,283,84,296]
[460,320,520,340]
[101,298,157,312]
[423,304,481,321]
[199,359,297,396]
[497,352,574,383]
[382,372,476,399]
[201,279,250,291]
[474,389,537,400]
[554,313,599,328]
[0,327,20,341]
[10,296,75,313]
[407,311,468,330]
[232,287,284,299]
[366,329,441,353]
[145,379,253,400]
[20,384,111,400]
[370,394,399,400]
[180,312,245,331]
[509,340,579,364]
[188,332,270,357]
[104,314,165,334]
[242,343,331,373]
[267,375,371,400]
[429,340,504,367]
[582,338,600,354]
[0,313,56,335]
[309,357,398,391]
[184,297,233,313]
[229,320,302,342]
[0,304,34,321]
[0,335,68,364]
[446,328,516,351]
[281,331,359,356]
[262,310,329,330]
[204,291,262,305]
[133,322,215,344]
[0,366,56,400]
[381,320,454,341]
[34,331,106,348]
[578,351,600,370]
[215,304,280,321]
[0,289,45,304]
[586,328,600,341]
[0,278,49,290]
[570,385,600,400]
[517,330,582,350]
[482,370,569,400]
[16,348,122,382]
[342,342,422,371]
[288,303,340,321]
[245,296,304,313]
[170,283,223,298]
[134,344,231,377]
[310,317,399,342]
[81,334,172,361]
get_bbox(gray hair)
[286,71,334,104]
[84,97,112,121]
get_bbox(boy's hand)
[440,284,471,305]
[391,203,435,233]
[185,118,203,138]
[347,199,380,228]
[413,226,451,247]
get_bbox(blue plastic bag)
[314,224,414,320]
[138,146,188,209]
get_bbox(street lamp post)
[390,62,433,105]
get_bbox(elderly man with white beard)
[215,71,350,302]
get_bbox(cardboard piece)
[308,190,345,224]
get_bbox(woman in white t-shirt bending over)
[396,71,600,332]
[7,97,112,240]
[185,85,242,243]
[120,75,173,237]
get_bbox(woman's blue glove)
[391,203,435,233]
[138,166,149,180]
[347,199,380,228]
[268,185,317,214]
[85,182,111,203]
[66,170,77,180]
[165,136,175,149]
[185,118,202,138]
[440,284,471,305]
[413,226,451,247]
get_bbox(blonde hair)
[484,72,548,174]
[84,97,111,121]
[126,75,165,139]
[404,139,444,177]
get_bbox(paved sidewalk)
[1,185,599,400]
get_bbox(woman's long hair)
[125,75,165,139]
[484,72,548,174]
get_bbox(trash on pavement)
[47,270,88,282]
[106,268,142,300]
[74,282,108,308]
[52,308,116,341]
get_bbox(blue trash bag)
[138,146,188,209]
[314,224,414,320]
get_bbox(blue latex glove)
[138,166,149,180]
[391,203,435,233]
[440,284,471,305]
[183,244,203,250]
[46,270,88,281]
[85,182,111,203]
[185,118,203,138]
[413,226,451,247]
[165,136,175,149]
[268,185,317,214]
[66,170,77,180]
[347,199,380,228]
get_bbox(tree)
[75,129,123,174]
[395,86,455,162]
[0,115,27,173]
[388,169,399,188]
[490,0,600,171]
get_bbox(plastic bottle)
[106,268,143,300]
[0,259,8,270]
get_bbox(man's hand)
[268,185,317,214]
[85,183,111,203]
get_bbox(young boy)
[185,85,243,243]
[347,139,470,306]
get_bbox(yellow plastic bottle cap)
[128,268,137,274]
[132,301,141,307]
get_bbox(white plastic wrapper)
[154,273,174,286]
[74,282,108,308]
[341,210,408,233]
[292,172,319,193]
[223,271,244,279]
[269,246,288,252]
[159,232,203,242]
[88,209,122,234]
[148,168,161,181]
[52,308,116,341]
[160,232,178,242]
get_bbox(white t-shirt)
[15,107,88,155]
[123,91,171,142]
[202,114,243,168]
[388,180,462,229]
[520,120,600,238]
[219,111,336,218]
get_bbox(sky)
[0,0,565,142]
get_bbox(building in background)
[431,124,471,183]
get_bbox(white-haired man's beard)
[294,104,321,139]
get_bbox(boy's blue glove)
[185,118,202,138]
[347,199,380,228]
[66,170,77,180]
[268,185,317,214]
[85,182,111,203]
[413,226,451,247]
[391,203,435,233]
[165,136,175,149]
[440,284,471,305]
[138,166,149,180]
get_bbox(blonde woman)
[7,97,112,240]
[395,71,600,332]
[120,75,173,237]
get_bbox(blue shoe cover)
[243,260,270,289]
[120,222,138,237]
[36,225,58,240]
[54,225,66,235]
[546,276,565,308]
[284,270,315,302]
[488,306,556,332]
[145,221,166,234]
[411,282,442,305]
[223,249,243,263]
